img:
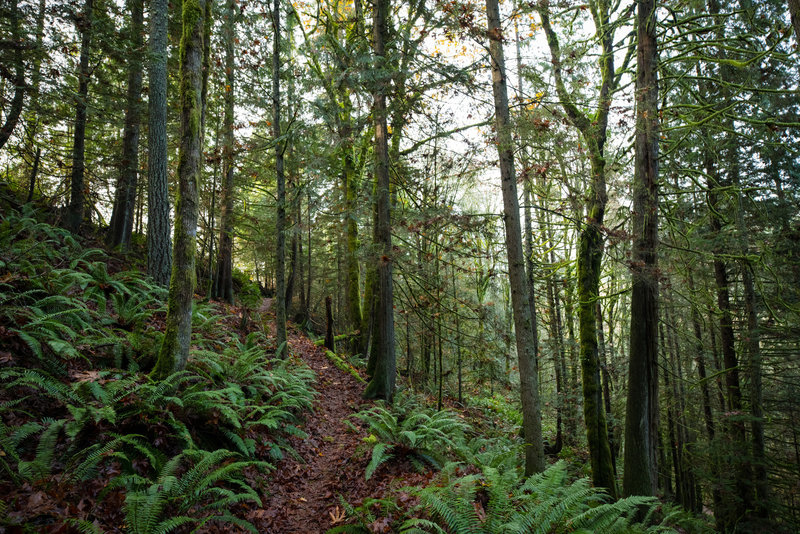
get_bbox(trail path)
[250,330,426,533]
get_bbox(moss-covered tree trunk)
[147,0,172,286]
[212,0,236,304]
[362,0,396,402]
[273,0,287,357]
[152,0,208,379]
[66,0,93,233]
[576,156,616,495]
[622,0,659,498]
[341,120,363,341]
[539,0,623,495]
[485,0,544,476]
[107,0,144,249]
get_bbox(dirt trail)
[250,332,372,533]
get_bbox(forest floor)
[249,323,431,533]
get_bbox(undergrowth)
[0,206,317,532]
[352,390,468,480]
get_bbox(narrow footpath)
[248,329,428,533]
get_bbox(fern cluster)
[0,207,167,372]
[0,209,319,532]
[113,449,267,534]
[352,391,469,480]
[400,460,667,534]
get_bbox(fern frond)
[366,442,394,480]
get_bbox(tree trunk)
[212,0,236,304]
[362,0,396,402]
[344,149,363,339]
[577,155,617,496]
[152,0,208,379]
[484,0,544,476]
[688,270,723,514]
[452,263,463,405]
[107,0,144,249]
[273,0,287,357]
[661,321,683,505]
[623,0,659,498]
[147,0,172,286]
[325,295,336,352]
[66,0,93,233]
[789,0,800,43]
[26,147,40,203]
[563,269,580,443]
[597,303,615,471]
[0,0,25,153]
[22,0,46,196]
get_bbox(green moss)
[325,350,366,383]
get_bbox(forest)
[0,0,798,532]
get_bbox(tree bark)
[22,0,46,198]
[789,0,800,44]
[273,0,287,357]
[152,0,207,379]
[362,0,396,402]
[107,0,144,249]
[147,0,172,286]
[66,0,93,233]
[212,0,236,304]
[484,0,544,476]
[0,0,24,153]
[623,0,659,498]
[325,295,336,352]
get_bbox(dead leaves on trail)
[251,332,428,533]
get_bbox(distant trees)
[106,0,144,249]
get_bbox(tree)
[485,0,545,476]
[0,0,25,153]
[212,0,236,304]
[362,0,396,402]
[107,0,144,249]
[66,0,94,233]
[790,0,800,42]
[147,0,172,286]
[538,0,632,496]
[273,0,288,357]
[622,0,660,498]
[152,0,209,379]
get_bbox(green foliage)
[117,448,265,534]
[326,496,401,534]
[399,461,665,534]
[0,210,319,531]
[657,503,716,534]
[0,208,169,372]
[185,337,315,455]
[353,392,468,479]
[471,394,523,431]
[325,349,366,383]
